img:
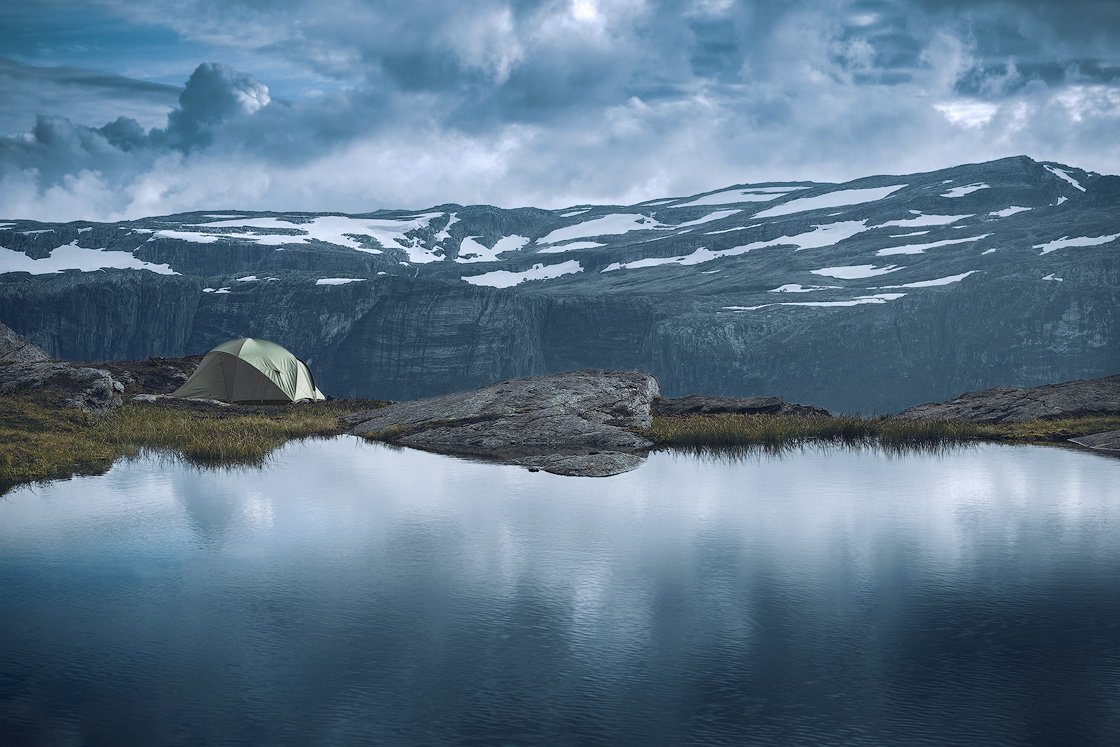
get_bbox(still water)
[1,439,1118,745]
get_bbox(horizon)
[0,153,1106,223]
[2,1,1119,221]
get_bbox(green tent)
[174,338,326,403]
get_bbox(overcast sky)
[2,0,1119,220]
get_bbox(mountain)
[1,155,1117,412]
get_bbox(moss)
[0,394,384,491]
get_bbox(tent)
[174,338,326,403]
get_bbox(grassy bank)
[0,395,379,490]
[651,413,1120,450]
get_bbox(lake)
[1,439,1118,745]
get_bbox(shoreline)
[3,393,1117,493]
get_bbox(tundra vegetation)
[2,392,1116,491]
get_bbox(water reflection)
[0,439,1118,745]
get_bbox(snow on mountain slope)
[752,185,906,218]
[462,260,583,288]
[0,242,178,275]
[1033,234,1120,255]
[538,214,665,244]
[0,156,1115,315]
[672,185,809,207]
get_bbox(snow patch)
[672,187,803,208]
[989,206,1031,217]
[875,234,989,256]
[1055,196,1068,205]
[601,221,870,272]
[669,209,740,228]
[940,183,989,198]
[873,213,970,228]
[1042,273,1064,282]
[726,293,906,311]
[752,185,906,219]
[1033,233,1120,255]
[433,213,460,244]
[455,234,530,263]
[536,241,605,254]
[811,264,902,279]
[769,284,842,293]
[315,278,365,286]
[235,275,258,282]
[559,208,590,217]
[539,214,665,244]
[888,231,930,238]
[462,260,583,288]
[876,271,978,288]
[981,248,998,255]
[176,213,445,261]
[1043,165,1085,192]
[0,242,178,275]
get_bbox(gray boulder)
[343,370,660,477]
[897,374,1120,423]
[0,361,124,412]
[0,321,49,364]
[654,395,830,418]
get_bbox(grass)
[0,394,381,491]
[2,392,1117,492]
[651,413,1120,450]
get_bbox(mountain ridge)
[1,155,1117,413]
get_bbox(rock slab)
[897,374,1120,423]
[0,361,123,412]
[653,395,830,418]
[1069,430,1120,453]
[343,370,660,477]
[0,321,49,364]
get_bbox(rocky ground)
[898,374,1120,423]
[653,395,830,418]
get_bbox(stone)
[0,321,49,364]
[344,370,660,477]
[654,395,830,418]
[897,374,1120,423]
[0,361,123,412]
[1069,430,1120,453]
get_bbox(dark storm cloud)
[1,0,1119,220]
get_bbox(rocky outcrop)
[342,370,660,476]
[0,321,50,364]
[91,355,205,396]
[653,395,830,418]
[0,361,124,412]
[1069,430,1120,453]
[897,374,1120,423]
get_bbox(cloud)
[1,1,1119,221]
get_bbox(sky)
[1,0,1119,221]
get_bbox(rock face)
[0,321,49,364]
[897,374,1120,423]
[0,361,124,412]
[653,395,830,418]
[342,370,660,477]
[1069,431,1120,453]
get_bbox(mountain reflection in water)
[0,438,1118,745]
